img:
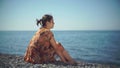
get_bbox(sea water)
[0,30,120,65]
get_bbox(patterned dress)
[24,29,64,64]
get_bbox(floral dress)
[24,29,63,64]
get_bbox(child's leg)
[57,42,76,64]
[56,50,67,63]
[62,50,76,64]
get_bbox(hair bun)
[36,19,42,26]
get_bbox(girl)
[24,14,76,64]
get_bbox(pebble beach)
[0,53,119,68]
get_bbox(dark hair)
[36,14,53,27]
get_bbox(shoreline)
[0,53,119,68]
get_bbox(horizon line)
[0,29,120,31]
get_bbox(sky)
[0,0,120,31]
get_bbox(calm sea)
[0,31,120,65]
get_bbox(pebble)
[0,53,119,68]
